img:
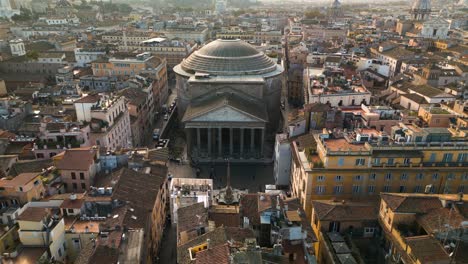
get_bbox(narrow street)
[143,85,178,148]
[156,224,177,264]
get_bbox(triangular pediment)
[188,105,266,123]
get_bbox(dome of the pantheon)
[180,39,279,75]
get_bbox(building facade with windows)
[55,147,101,193]
[291,124,468,219]
[0,173,45,205]
[73,93,132,150]
[174,39,284,163]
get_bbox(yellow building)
[92,52,166,79]
[17,207,66,262]
[378,193,467,264]
[0,173,46,205]
[310,200,379,263]
[291,124,468,219]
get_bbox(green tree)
[26,50,39,60]
[11,7,33,22]
[304,9,324,19]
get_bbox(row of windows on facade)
[65,182,87,190]
[97,69,138,76]
[70,172,85,180]
[343,153,468,166]
[316,172,468,182]
[315,184,465,194]
[107,116,129,142]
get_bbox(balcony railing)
[35,138,84,150]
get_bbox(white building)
[169,178,213,225]
[74,93,132,150]
[17,207,66,263]
[163,28,209,43]
[273,133,291,186]
[407,18,450,39]
[0,0,20,19]
[355,58,391,77]
[74,48,106,67]
[38,53,66,63]
[42,16,80,26]
[9,39,26,56]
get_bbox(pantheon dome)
[174,39,284,163]
[176,39,282,76]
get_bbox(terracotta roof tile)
[417,207,466,234]
[381,193,442,213]
[178,202,208,234]
[240,194,260,226]
[74,94,100,104]
[56,148,97,171]
[208,205,240,227]
[60,198,85,209]
[0,172,40,188]
[405,236,450,263]
[17,207,49,222]
[312,200,378,221]
[195,243,230,264]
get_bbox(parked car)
[152,128,160,140]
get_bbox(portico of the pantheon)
[174,39,284,163]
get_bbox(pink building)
[55,147,101,193]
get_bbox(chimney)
[206,239,211,249]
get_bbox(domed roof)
[331,0,341,8]
[412,0,431,11]
[180,39,279,75]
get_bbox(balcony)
[422,162,468,167]
[35,138,84,150]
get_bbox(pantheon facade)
[174,39,284,162]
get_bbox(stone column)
[196,128,201,150]
[186,128,192,157]
[218,127,222,157]
[240,128,244,156]
[260,128,265,157]
[207,128,211,157]
[229,128,233,156]
[250,128,255,152]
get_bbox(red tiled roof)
[405,236,450,263]
[417,207,466,234]
[312,200,378,221]
[195,243,230,264]
[74,94,100,104]
[208,206,240,228]
[178,202,208,234]
[17,207,48,222]
[240,194,260,226]
[0,172,40,188]
[60,198,85,209]
[56,148,96,171]
[381,193,442,213]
